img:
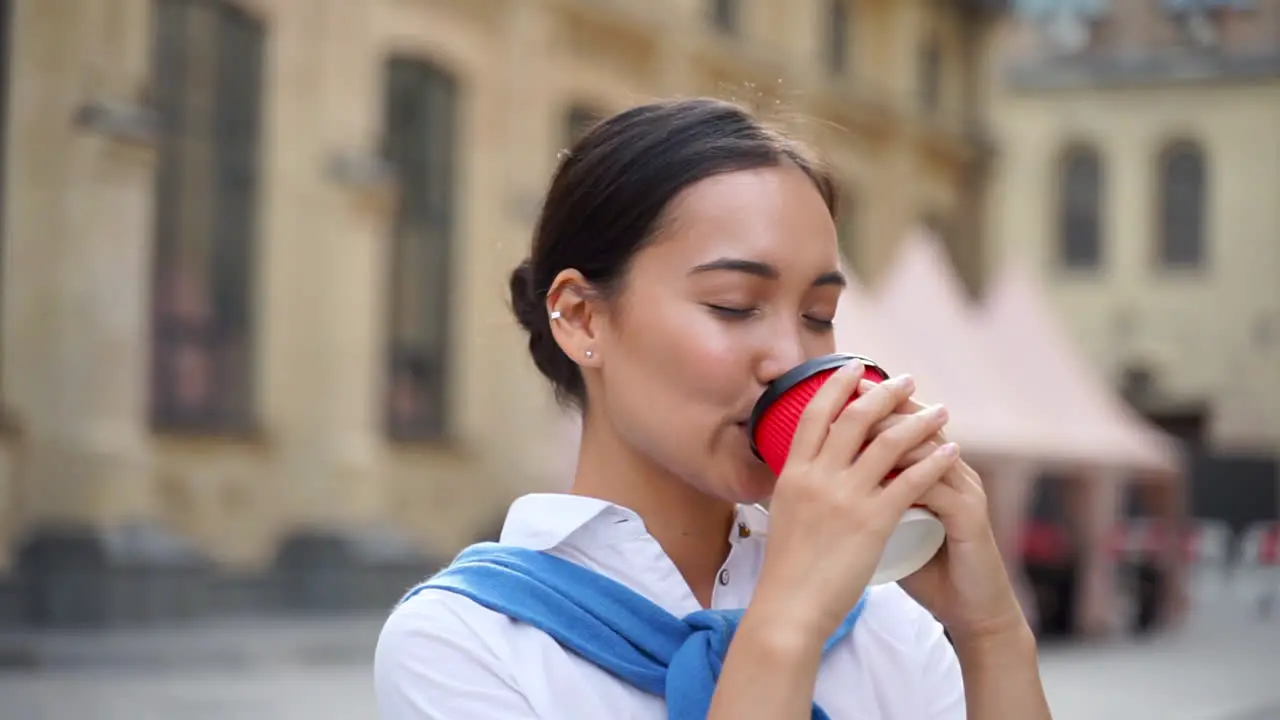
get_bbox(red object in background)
[1020,523,1071,566]
[1246,523,1280,566]
[750,353,889,476]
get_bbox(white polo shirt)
[374,493,966,719]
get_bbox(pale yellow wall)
[0,0,990,567]
[988,44,1280,451]
[0,435,15,572]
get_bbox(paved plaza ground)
[1,604,1277,719]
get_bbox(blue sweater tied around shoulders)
[398,542,867,720]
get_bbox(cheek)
[611,306,747,412]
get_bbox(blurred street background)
[0,0,1277,717]
[0,601,1279,719]
[0,594,1274,717]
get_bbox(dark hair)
[509,97,839,409]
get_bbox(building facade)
[988,0,1280,519]
[0,0,1001,624]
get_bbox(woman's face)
[590,164,845,504]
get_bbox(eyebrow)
[689,257,847,288]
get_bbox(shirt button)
[737,522,751,538]
[718,568,731,586]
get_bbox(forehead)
[642,164,840,275]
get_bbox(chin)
[723,464,777,505]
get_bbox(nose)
[754,331,808,387]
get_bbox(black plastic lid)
[748,353,888,460]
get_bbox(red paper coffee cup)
[750,354,944,584]
[749,353,889,476]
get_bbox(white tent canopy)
[976,262,1182,475]
[863,232,1073,463]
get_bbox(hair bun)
[508,259,543,334]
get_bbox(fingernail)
[839,360,864,376]
[938,442,959,458]
[893,374,915,393]
[927,404,949,422]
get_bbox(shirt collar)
[498,493,771,551]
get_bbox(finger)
[913,465,992,540]
[858,378,927,414]
[856,382,949,443]
[927,456,983,496]
[891,440,941,469]
[911,475,967,520]
[867,412,910,439]
[851,403,949,486]
[878,442,962,511]
[867,412,946,444]
[954,460,983,490]
[787,360,866,462]
[817,373,916,469]
[941,462,983,493]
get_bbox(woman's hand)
[750,362,962,647]
[867,383,1031,645]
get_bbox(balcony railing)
[1007,49,1280,90]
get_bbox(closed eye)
[707,304,834,330]
[804,315,835,330]
[706,304,756,319]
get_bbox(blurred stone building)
[0,0,1004,625]
[989,0,1280,522]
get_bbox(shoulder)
[848,583,965,717]
[374,587,538,719]
[378,585,501,656]
[858,582,943,639]
[852,582,956,661]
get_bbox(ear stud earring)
[585,350,594,359]
[550,311,562,321]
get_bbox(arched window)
[919,37,941,113]
[826,0,850,76]
[150,0,264,431]
[1157,140,1207,268]
[711,0,738,34]
[382,57,459,441]
[1058,144,1103,269]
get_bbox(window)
[919,37,941,113]
[826,0,850,75]
[150,0,264,431]
[1058,145,1104,270]
[921,212,953,246]
[565,104,601,147]
[1157,140,1207,268]
[711,0,739,34]
[382,57,458,441]
[1163,0,1253,47]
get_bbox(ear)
[546,269,604,368]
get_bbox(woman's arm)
[714,595,1053,720]
[911,592,1049,719]
[706,598,828,720]
[954,625,1052,719]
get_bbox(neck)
[569,409,736,607]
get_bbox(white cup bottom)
[868,507,946,586]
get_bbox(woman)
[374,97,1051,719]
